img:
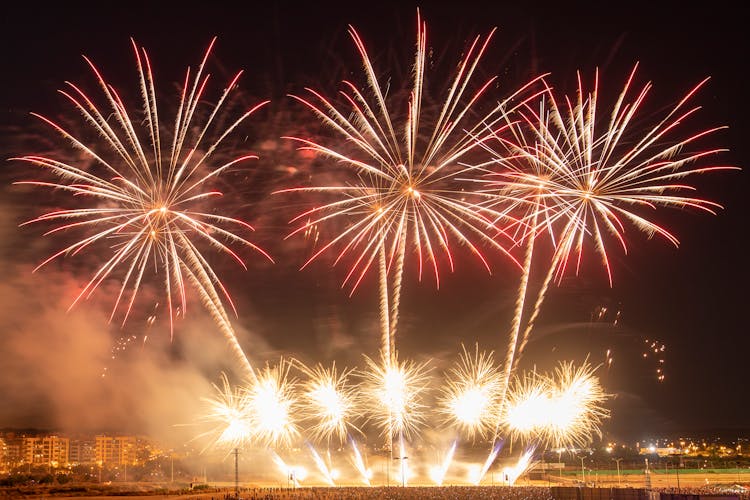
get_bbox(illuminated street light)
[614,458,623,487]
[395,455,408,487]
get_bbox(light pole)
[737,461,742,484]
[288,470,295,489]
[580,456,586,485]
[614,458,623,487]
[233,448,239,499]
[394,455,408,487]
[388,447,392,487]
[385,415,393,487]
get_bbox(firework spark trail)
[476,439,504,485]
[467,63,737,430]
[307,443,336,486]
[271,451,306,487]
[296,360,361,444]
[642,338,667,382]
[439,343,504,440]
[500,447,536,486]
[12,37,273,379]
[349,437,372,486]
[182,243,259,378]
[276,10,539,369]
[429,440,457,486]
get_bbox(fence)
[550,487,741,500]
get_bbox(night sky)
[0,1,747,446]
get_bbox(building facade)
[21,435,69,467]
[68,438,96,465]
[94,435,138,466]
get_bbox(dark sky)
[0,1,747,446]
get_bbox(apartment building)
[94,435,138,466]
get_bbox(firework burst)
[297,360,361,445]
[468,63,737,404]
[197,357,302,451]
[438,343,504,440]
[548,360,610,447]
[246,357,300,448]
[502,371,551,441]
[12,37,272,377]
[359,353,431,448]
[276,10,539,365]
[197,372,253,451]
[503,360,609,449]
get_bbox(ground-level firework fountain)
[195,354,606,488]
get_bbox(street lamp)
[614,458,623,487]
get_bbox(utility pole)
[234,448,239,499]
